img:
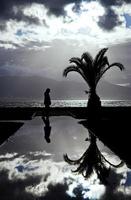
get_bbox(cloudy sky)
[1,0,131,85]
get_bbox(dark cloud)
[101,189,131,200]
[99,0,122,7]
[98,8,122,31]
[0,168,130,200]
[0,0,82,26]
[0,1,43,28]
[98,0,131,31]
[13,10,40,24]
[0,0,131,31]
[100,169,131,200]
[0,169,85,200]
[99,0,131,7]
[38,182,72,200]
[0,169,41,200]
[38,182,88,200]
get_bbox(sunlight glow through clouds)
[1,1,131,49]
[64,2,105,35]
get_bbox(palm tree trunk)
[87,89,101,125]
[87,89,101,108]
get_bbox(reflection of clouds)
[0,170,41,200]
[101,169,131,200]
[0,151,131,200]
[125,172,131,187]
[29,151,52,158]
[0,153,18,159]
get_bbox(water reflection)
[42,115,52,143]
[64,119,124,185]
[0,116,131,199]
[0,116,88,158]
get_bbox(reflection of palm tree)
[64,122,124,185]
[63,48,124,107]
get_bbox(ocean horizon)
[1,99,131,107]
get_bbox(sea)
[0,99,131,107]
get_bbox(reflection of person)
[42,116,51,143]
[44,88,51,108]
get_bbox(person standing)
[44,88,51,108]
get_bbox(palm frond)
[80,52,96,87]
[96,62,125,83]
[109,63,125,71]
[95,56,109,85]
[63,65,93,88]
[93,48,108,69]
[71,56,93,79]
[63,154,82,165]
[69,57,82,66]
[63,66,80,77]
[96,165,110,184]
[81,52,93,68]
[84,166,93,179]
[72,159,94,179]
[96,56,109,72]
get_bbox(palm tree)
[63,49,125,184]
[63,48,124,108]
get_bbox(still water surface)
[0,116,131,199]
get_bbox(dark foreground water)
[0,116,131,200]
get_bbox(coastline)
[1,106,131,119]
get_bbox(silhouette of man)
[44,88,51,116]
[44,88,51,108]
[42,116,51,143]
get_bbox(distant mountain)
[0,76,131,100]
[98,80,131,100]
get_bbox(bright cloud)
[1,2,131,49]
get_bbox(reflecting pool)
[0,116,131,199]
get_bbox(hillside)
[0,76,131,100]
